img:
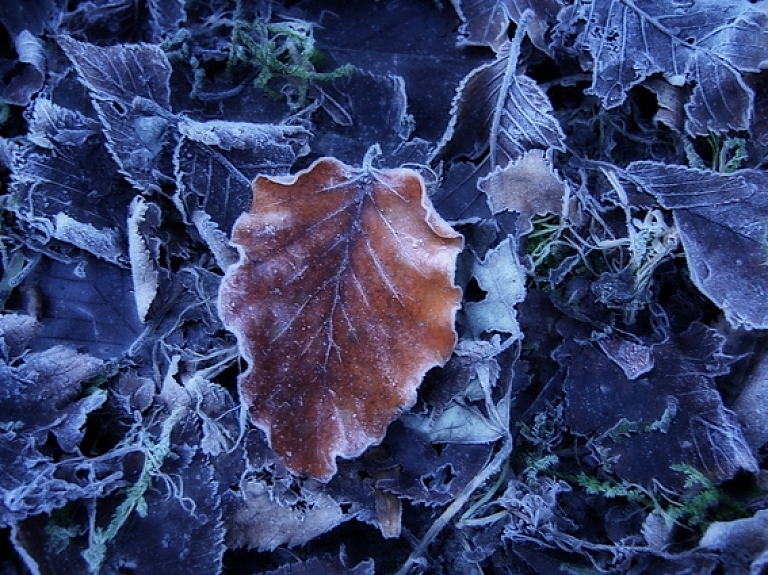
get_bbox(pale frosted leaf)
[127,196,159,322]
[478,149,567,234]
[53,213,124,265]
[464,237,526,339]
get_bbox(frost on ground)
[1,1,768,574]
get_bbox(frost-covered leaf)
[227,473,347,551]
[26,97,101,149]
[2,31,46,107]
[450,0,560,53]
[0,0,61,37]
[219,156,463,481]
[58,0,145,41]
[0,313,40,358]
[358,421,492,506]
[173,118,309,234]
[430,160,494,221]
[23,256,144,359]
[400,338,511,445]
[562,323,758,488]
[127,196,160,322]
[558,0,768,134]
[315,70,413,163]
[627,161,768,329]
[597,334,654,380]
[146,0,185,43]
[0,345,112,525]
[191,211,238,271]
[464,237,526,339]
[11,98,132,254]
[1,345,103,427]
[432,35,566,169]
[95,447,224,575]
[223,431,354,551]
[700,509,768,572]
[13,418,225,575]
[643,77,686,132]
[58,35,174,193]
[57,35,171,107]
[416,400,509,444]
[53,213,124,265]
[734,344,768,452]
[478,149,567,234]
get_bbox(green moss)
[82,407,187,573]
[226,18,353,109]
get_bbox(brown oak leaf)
[219,157,463,481]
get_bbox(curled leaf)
[431,35,565,169]
[219,156,464,481]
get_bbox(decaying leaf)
[478,149,567,234]
[219,155,464,481]
[627,162,768,329]
[431,33,565,169]
[562,323,758,488]
[464,237,526,340]
[558,0,768,134]
[450,0,560,53]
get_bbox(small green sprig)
[226,18,353,109]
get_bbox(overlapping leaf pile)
[1,0,768,574]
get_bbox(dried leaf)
[450,0,560,53]
[127,196,160,322]
[478,149,567,234]
[558,0,768,134]
[219,156,464,481]
[432,35,566,169]
[464,237,526,339]
[627,162,768,329]
[58,35,173,193]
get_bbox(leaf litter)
[1,1,768,574]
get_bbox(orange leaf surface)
[219,157,464,481]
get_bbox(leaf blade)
[219,157,464,481]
